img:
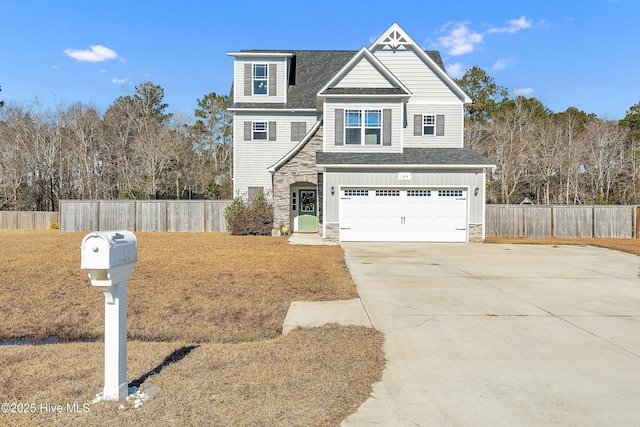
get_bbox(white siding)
[404,103,464,148]
[233,57,288,104]
[323,99,402,153]
[333,57,395,89]
[233,113,318,197]
[373,49,461,103]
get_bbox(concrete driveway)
[340,243,640,426]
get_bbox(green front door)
[298,190,317,231]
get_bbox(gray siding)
[373,49,461,103]
[323,99,402,152]
[404,103,464,148]
[234,57,287,104]
[333,56,395,88]
[233,112,319,198]
[323,168,485,224]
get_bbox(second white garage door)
[339,188,468,242]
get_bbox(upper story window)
[253,121,268,140]
[423,115,436,136]
[415,114,444,137]
[253,64,268,95]
[345,109,382,145]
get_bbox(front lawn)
[0,231,384,426]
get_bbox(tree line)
[2,68,640,211]
[0,82,232,211]
[456,67,640,205]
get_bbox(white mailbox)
[80,230,137,401]
[81,230,137,287]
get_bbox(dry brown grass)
[485,236,640,256]
[0,231,357,343]
[0,230,384,426]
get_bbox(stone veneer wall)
[272,125,324,233]
[325,223,340,242]
[469,223,484,242]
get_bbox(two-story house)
[228,23,494,242]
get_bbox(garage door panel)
[339,188,467,242]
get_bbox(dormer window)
[253,64,268,95]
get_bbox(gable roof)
[317,47,410,98]
[228,49,447,110]
[370,23,472,104]
[316,148,495,168]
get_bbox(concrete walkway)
[339,243,640,426]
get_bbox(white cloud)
[446,62,465,78]
[435,22,484,56]
[514,88,535,96]
[487,16,532,34]
[64,45,119,62]
[491,57,517,71]
[111,77,128,84]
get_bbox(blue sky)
[1,0,638,119]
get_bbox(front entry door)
[298,190,317,231]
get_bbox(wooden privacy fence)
[0,211,59,230]
[486,205,639,239]
[59,200,232,232]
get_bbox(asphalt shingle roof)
[229,50,446,110]
[316,148,494,166]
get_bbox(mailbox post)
[80,231,137,401]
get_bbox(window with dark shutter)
[268,64,277,96]
[436,114,445,136]
[244,64,251,96]
[268,121,276,141]
[291,122,307,141]
[244,121,251,141]
[414,114,422,136]
[335,109,344,145]
[383,109,392,146]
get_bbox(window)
[439,190,463,197]
[252,121,267,140]
[345,110,361,145]
[253,64,268,95]
[292,192,297,211]
[345,109,382,145]
[375,189,400,197]
[407,190,431,197]
[344,189,369,197]
[423,115,435,136]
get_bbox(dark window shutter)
[317,173,323,225]
[269,64,277,96]
[244,121,251,141]
[291,122,306,141]
[335,109,344,145]
[436,115,445,136]
[383,109,392,146]
[244,64,252,96]
[414,114,422,136]
[268,121,276,141]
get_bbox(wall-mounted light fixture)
[331,186,335,196]
[474,187,480,196]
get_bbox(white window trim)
[423,114,436,136]
[252,121,268,141]
[252,63,268,96]
[344,109,382,145]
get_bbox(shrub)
[49,222,60,230]
[225,191,274,235]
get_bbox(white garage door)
[339,188,468,242]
